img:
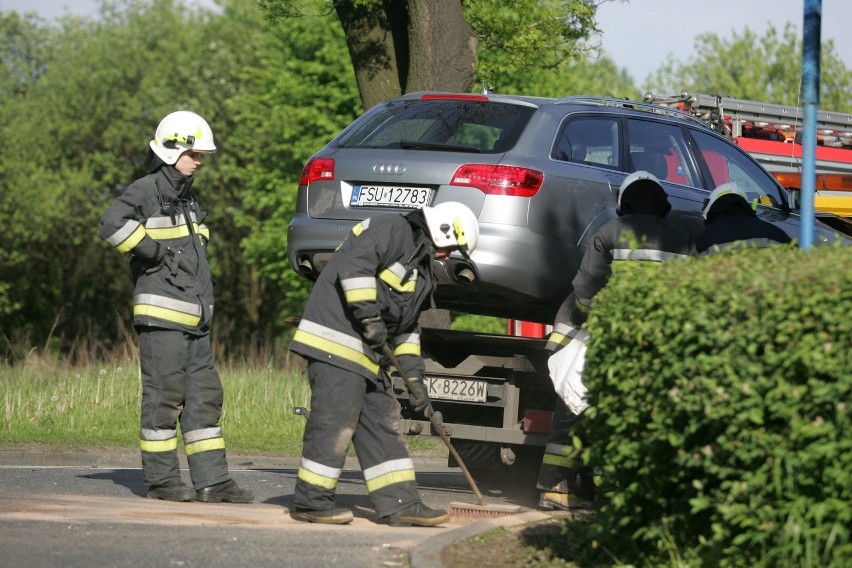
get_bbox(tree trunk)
[334,0,408,110]
[406,0,476,94]
[334,0,477,111]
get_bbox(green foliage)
[197,0,360,350]
[490,51,639,99]
[450,313,507,334]
[261,0,607,97]
[0,11,55,99]
[0,0,358,360]
[1,0,228,356]
[645,24,852,112]
[464,0,600,88]
[577,244,851,566]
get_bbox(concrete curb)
[410,510,553,568]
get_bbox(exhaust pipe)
[432,259,479,285]
[455,264,476,283]
[297,256,314,278]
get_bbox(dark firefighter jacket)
[98,166,214,335]
[289,212,435,381]
[696,196,792,254]
[546,213,695,351]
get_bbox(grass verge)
[0,356,439,456]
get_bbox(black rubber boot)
[196,479,254,503]
[147,480,196,502]
[290,507,354,525]
[383,502,448,527]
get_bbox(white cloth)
[547,329,590,415]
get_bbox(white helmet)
[702,182,749,220]
[149,111,216,165]
[617,170,668,215]
[421,201,480,258]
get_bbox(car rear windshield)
[332,98,536,154]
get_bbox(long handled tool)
[382,344,486,506]
[382,344,522,522]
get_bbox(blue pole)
[800,0,821,249]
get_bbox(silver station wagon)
[288,92,847,323]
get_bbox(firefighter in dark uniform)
[98,111,253,503]
[696,182,792,254]
[539,170,695,510]
[288,201,479,526]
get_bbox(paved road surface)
[0,449,545,568]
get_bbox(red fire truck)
[645,91,852,223]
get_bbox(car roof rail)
[555,95,713,130]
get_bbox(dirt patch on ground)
[441,515,581,568]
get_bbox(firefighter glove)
[406,377,431,416]
[360,315,387,350]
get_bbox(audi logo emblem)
[373,163,406,175]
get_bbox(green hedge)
[578,244,851,567]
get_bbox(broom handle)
[383,344,486,506]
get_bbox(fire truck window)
[691,130,786,209]
[702,150,730,186]
[553,117,619,169]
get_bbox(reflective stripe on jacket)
[98,168,214,334]
[572,212,695,314]
[290,214,434,381]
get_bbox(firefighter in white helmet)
[288,201,479,526]
[539,171,695,511]
[98,111,253,503]
[696,182,792,254]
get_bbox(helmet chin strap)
[400,235,433,285]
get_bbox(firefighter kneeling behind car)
[288,201,479,526]
[539,171,695,510]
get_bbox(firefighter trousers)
[536,399,595,500]
[294,360,421,517]
[138,328,231,490]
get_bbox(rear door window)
[333,99,535,153]
[625,119,697,186]
[553,116,620,169]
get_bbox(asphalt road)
[0,449,545,568]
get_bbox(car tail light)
[299,157,335,186]
[450,164,544,197]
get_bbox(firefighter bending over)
[288,202,479,526]
[540,171,695,510]
[98,111,253,503]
